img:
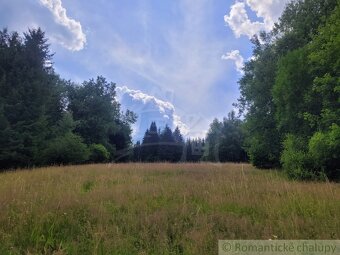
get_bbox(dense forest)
[233,0,340,180]
[0,28,136,169]
[0,0,339,181]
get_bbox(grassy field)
[0,163,339,254]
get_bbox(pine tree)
[0,28,63,168]
[173,126,184,161]
[141,122,160,161]
[159,125,175,161]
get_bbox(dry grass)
[0,163,339,254]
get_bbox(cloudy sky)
[0,0,290,140]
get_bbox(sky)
[0,0,290,141]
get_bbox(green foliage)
[273,47,315,134]
[245,134,280,169]
[89,144,110,163]
[204,112,247,162]
[308,124,340,179]
[0,28,136,169]
[281,125,340,181]
[237,0,339,179]
[281,134,315,180]
[67,76,136,161]
[237,35,282,168]
[0,28,64,169]
[278,3,340,180]
[273,0,338,54]
[42,132,89,165]
[308,3,340,130]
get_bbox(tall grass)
[0,163,339,254]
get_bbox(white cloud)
[224,0,290,38]
[39,0,86,51]
[221,50,244,74]
[116,86,189,141]
[224,1,265,38]
[105,0,227,114]
[246,0,290,29]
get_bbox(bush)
[308,124,340,180]
[246,136,280,169]
[281,134,317,180]
[42,132,89,165]
[89,144,110,163]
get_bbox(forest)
[0,0,339,181]
[0,28,137,168]
[233,0,340,180]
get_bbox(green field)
[0,163,339,254]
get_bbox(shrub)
[281,134,316,180]
[281,128,340,181]
[42,132,89,165]
[89,144,110,163]
[246,136,280,169]
[308,124,340,180]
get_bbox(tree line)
[132,122,206,162]
[132,116,248,163]
[0,28,136,169]
[232,0,339,180]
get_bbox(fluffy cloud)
[221,50,244,74]
[224,1,265,38]
[246,0,290,29]
[224,0,290,38]
[116,86,189,141]
[39,0,86,51]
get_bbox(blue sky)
[0,0,290,140]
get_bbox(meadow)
[0,163,339,254]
